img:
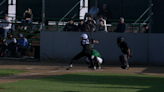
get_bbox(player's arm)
[127,48,131,59]
[94,40,99,44]
[124,42,131,58]
[90,39,99,44]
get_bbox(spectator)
[84,3,99,21]
[86,20,96,32]
[21,8,33,30]
[99,4,111,21]
[39,13,48,31]
[96,15,107,32]
[89,3,99,19]
[64,19,76,32]
[17,34,28,58]
[1,34,17,57]
[144,23,149,33]
[96,20,107,32]
[85,16,96,25]
[0,14,11,39]
[115,17,127,33]
[78,20,86,32]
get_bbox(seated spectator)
[84,3,99,21]
[86,20,96,32]
[1,34,17,57]
[17,34,28,58]
[98,4,111,21]
[85,16,96,25]
[78,20,86,32]
[96,20,107,32]
[115,17,127,33]
[96,15,107,32]
[39,13,49,31]
[0,14,11,39]
[64,19,76,32]
[21,8,33,30]
[144,23,149,33]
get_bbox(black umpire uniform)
[117,37,132,69]
[67,34,95,70]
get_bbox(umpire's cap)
[117,37,124,43]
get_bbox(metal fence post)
[42,0,45,31]
[149,0,152,33]
[57,22,59,32]
[95,0,97,19]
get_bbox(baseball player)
[85,49,104,69]
[117,37,132,69]
[66,33,99,70]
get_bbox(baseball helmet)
[81,34,88,39]
[117,37,124,45]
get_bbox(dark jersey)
[99,9,108,18]
[78,24,86,31]
[119,42,129,55]
[116,23,126,33]
[97,25,105,31]
[81,39,93,53]
[64,23,76,31]
[25,13,31,18]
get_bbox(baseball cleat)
[91,66,96,70]
[97,65,101,69]
[121,66,129,69]
[66,64,72,70]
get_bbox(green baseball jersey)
[92,49,102,58]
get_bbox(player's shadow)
[138,66,164,74]
[39,73,164,92]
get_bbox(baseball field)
[0,60,164,92]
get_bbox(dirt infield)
[0,60,164,84]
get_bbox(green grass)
[0,69,27,76]
[0,73,164,92]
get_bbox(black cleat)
[121,66,129,69]
[66,64,72,70]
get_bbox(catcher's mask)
[117,37,124,46]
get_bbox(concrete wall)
[40,32,164,65]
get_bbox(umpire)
[117,37,132,69]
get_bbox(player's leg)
[123,54,129,69]
[87,55,96,70]
[85,57,90,65]
[95,56,103,69]
[67,52,84,70]
[119,54,129,69]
